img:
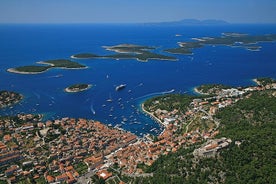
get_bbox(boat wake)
[134,89,175,101]
[47,74,63,79]
[90,102,96,115]
[33,92,41,99]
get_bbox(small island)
[0,90,23,108]
[71,53,99,59]
[72,44,178,62]
[165,33,276,54]
[65,83,92,93]
[7,59,87,74]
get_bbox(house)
[97,170,112,180]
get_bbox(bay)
[0,24,276,136]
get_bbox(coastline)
[193,86,208,95]
[252,78,260,85]
[141,103,166,127]
[7,65,87,75]
[7,68,50,75]
[37,61,55,66]
[71,55,98,59]
[72,54,177,62]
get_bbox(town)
[0,91,23,109]
[0,78,275,183]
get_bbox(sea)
[0,23,276,136]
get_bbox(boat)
[106,93,113,102]
[150,128,157,132]
[115,84,126,91]
[90,103,96,115]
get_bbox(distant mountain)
[146,19,229,26]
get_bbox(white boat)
[107,93,113,102]
[115,84,126,91]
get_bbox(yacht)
[115,84,126,91]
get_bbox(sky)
[0,0,275,24]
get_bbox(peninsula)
[72,44,177,62]
[194,84,232,95]
[165,33,276,54]
[7,59,86,74]
[65,83,92,93]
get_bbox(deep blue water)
[0,24,276,136]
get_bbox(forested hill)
[124,89,276,184]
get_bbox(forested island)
[72,44,177,62]
[6,33,276,75]
[165,33,276,54]
[7,59,86,74]
[65,83,92,93]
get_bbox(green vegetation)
[73,44,177,62]
[65,83,91,92]
[43,59,86,68]
[91,175,105,184]
[74,162,88,175]
[126,89,276,183]
[105,44,155,53]
[166,41,203,54]
[136,51,176,62]
[13,65,51,73]
[256,77,276,86]
[166,33,276,54]
[0,180,8,184]
[72,53,99,58]
[104,52,176,62]
[68,84,89,90]
[144,94,196,112]
[34,177,47,184]
[8,59,86,74]
[196,84,231,95]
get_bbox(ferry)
[115,84,126,91]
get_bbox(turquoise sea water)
[0,24,276,136]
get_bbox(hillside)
[122,89,276,184]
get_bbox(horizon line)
[0,19,276,25]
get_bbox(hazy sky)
[0,0,275,24]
